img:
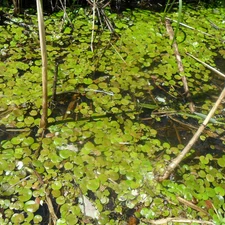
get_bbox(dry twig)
[146,217,215,224]
[36,0,48,133]
[33,167,58,225]
[158,59,225,181]
[177,196,208,215]
[165,19,195,113]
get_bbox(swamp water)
[0,5,225,225]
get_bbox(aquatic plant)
[0,4,225,224]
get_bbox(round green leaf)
[33,215,42,223]
[59,150,73,159]
[87,179,100,191]
[11,213,25,223]
[56,219,67,225]
[52,181,62,190]
[56,196,65,205]
[18,188,33,202]
[23,137,34,146]
[64,162,73,170]
[206,174,214,182]
[218,157,225,167]
[0,159,7,171]
[11,136,22,145]
[24,200,39,213]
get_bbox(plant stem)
[36,0,48,132]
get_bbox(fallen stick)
[158,56,225,181]
[146,217,215,225]
[158,74,225,181]
[165,19,195,113]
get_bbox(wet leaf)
[24,201,39,213]
[33,215,42,223]
[218,157,225,167]
[11,213,25,223]
[56,196,66,205]
[52,181,62,190]
[18,188,33,202]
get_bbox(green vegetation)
[0,3,225,225]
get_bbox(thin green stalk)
[171,0,182,45]
[163,0,176,19]
[163,0,183,45]
[163,0,171,18]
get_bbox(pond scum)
[0,2,225,225]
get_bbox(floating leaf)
[87,179,100,191]
[56,219,67,225]
[52,181,62,190]
[0,159,7,171]
[64,162,73,170]
[59,150,73,159]
[11,213,25,223]
[218,157,225,168]
[23,137,34,146]
[24,201,39,213]
[206,174,214,182]
[33,215,42,223]
[56,196,66,205]
[18,188,33,202]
